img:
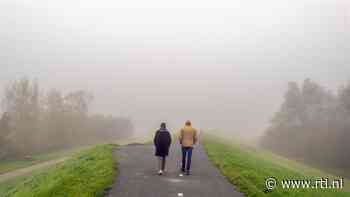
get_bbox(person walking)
[153,122,172,175]
[179,120,198,175]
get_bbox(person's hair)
[160,122,166,129]
[185,120,191,126]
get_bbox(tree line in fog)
[261,79,350,171]
[0,78,133,159]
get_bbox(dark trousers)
[181,147,193,172]
[158,156,166,171]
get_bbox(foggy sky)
[1,0,349,137]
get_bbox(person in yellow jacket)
[178,120,198,175]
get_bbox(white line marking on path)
[167,178,183,183]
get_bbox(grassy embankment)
[0,144,117,197]
[0,148,86,175]
[203,135,350,197]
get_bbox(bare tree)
[0,78,134,158]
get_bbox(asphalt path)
[108,142,244,197]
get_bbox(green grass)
[1,144,117,197]
[0,147,91,175]
[203,135,350,197]
[0,175,28,195]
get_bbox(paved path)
[0,157,67,183]
[108,143,244,197]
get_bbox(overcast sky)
[0,0,349,137]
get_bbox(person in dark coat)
[154,122,172,175]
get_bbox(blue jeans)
[182,147,193,172]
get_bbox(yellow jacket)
[179,126,198,147]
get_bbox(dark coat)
[154,128,172,157]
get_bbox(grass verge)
[202,135,350,197]
[0,146,92,175]
[1,144,117,197]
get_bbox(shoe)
[181,168,185,173]
[158,170,163,175]
[186,171,191,176]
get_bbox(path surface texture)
[108,143,244,197]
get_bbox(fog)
[1,0,349,138]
